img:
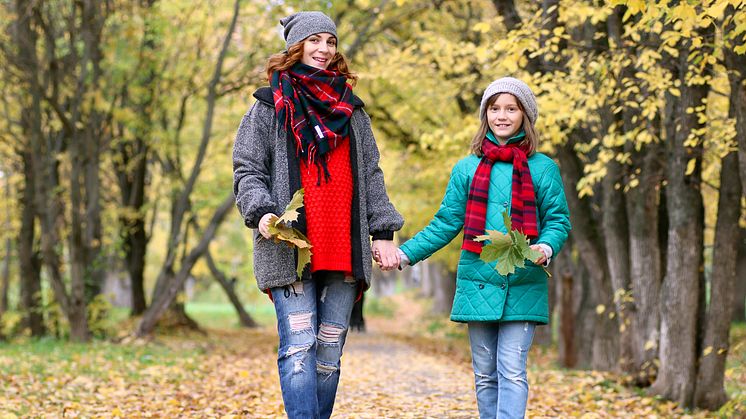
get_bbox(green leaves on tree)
[266,188,312,278]
[474,210,548,277]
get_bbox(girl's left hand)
[372,240,400,271]
[530,245,547,265]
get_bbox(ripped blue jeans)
[271,271,357,419]
[468,321,536,419]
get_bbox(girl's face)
[486,94,524,143]
[301,33,337,70]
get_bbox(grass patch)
[0,336,202,380]
[185,301,275,329]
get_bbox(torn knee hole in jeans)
[343,275,357,284]
[318,323,345,344]
[317,361,338,375]
[288,311,313,332]
[285,343,313,357]
[284,343,313,374]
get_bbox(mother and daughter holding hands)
[232,11,571,419]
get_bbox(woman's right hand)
[258,213,277,239]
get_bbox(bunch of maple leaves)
[263,189,312,277]
[474,210,550,277]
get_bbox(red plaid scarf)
[462,133,539,254]
[270,62,354,182]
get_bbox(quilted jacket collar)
[486,129,525,146]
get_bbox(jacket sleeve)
[232,102,278,229]
[400,161,469,265]
[534,161,571,255]
[357,110,404,240]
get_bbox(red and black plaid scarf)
[270,62,354,182]
[462,136,539,254]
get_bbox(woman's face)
[301,32,337,70]
[487,94,524,142]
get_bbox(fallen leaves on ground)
[0,295,744,418]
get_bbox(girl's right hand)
[258,213,277,239]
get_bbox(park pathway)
[333,328,478,418]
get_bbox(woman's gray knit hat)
[479,77,538,125]
[280,11,337,49]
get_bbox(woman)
[232,11,403,419]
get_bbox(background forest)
[1,0,745,416]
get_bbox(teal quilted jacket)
[400,136,571,324]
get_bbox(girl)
[398,77,571,419]
[232,11,403,419]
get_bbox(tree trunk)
[1,239,9,316]
[650,35,710,407]
[78,0,107,304]
[724,5,746,202]
[118,0,158,316]
[734,228,746,322]
[18,152,44,335]
[554,249,576,367]
[625,138,665,385]
[118,134,149,316]
[1,172,11,315]
[127,218,148,315]
[693,149,741,410]
[573,255,595,369]
[724,5,746,325]
[557,140,618,370]
[601,155,633,372]
[168,298,201,330]
[205,250,257,328]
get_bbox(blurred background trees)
[0,0,744,411]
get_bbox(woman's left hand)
[372,240,400,271]
[530,245,547,265]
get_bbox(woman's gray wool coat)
[232,87,403,291]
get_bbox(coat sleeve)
[400,161,469,265]
[232,102,278,229]
[356,109,404,240]
[534,161,571,255]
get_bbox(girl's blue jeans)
[468,321,537,419]
[271,271,357,419]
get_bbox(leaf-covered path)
[335,332,477,418]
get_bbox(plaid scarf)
[270,62,354,182]
[462,131,539,254]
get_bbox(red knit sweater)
[300,139,353,273]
